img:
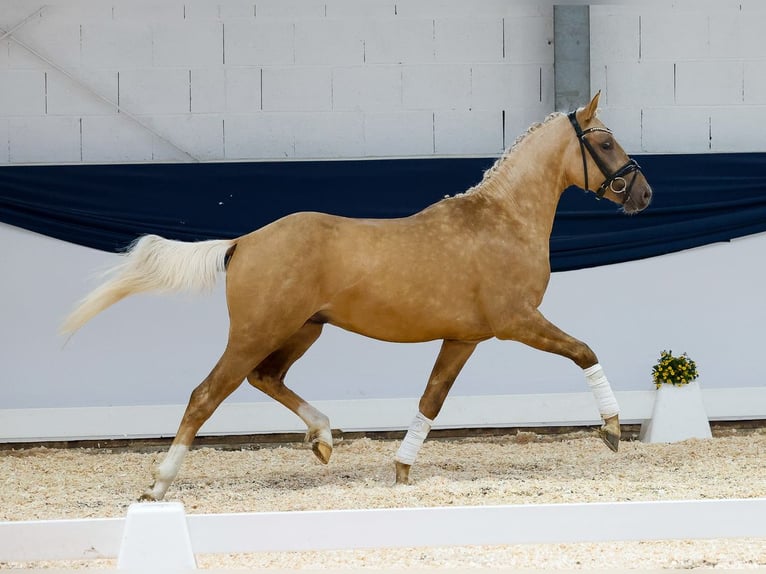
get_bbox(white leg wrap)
[584,363,620,418]
[146,444,188,500]
[395,411,433,465]
[297,404,332,445]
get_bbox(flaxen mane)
[481,112,565,183]
[456,112,566,197]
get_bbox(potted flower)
[651,350,699,389]
[640,350,711,443]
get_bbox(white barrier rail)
[1,498,765,568]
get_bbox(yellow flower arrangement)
[651,350,699,389]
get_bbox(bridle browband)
[568,110,642,204]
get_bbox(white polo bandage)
[395,411,433,465]
[584,363,620,418]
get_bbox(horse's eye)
[601,141,613,151]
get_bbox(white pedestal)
[117,502,196,570]
[639,381,712,443]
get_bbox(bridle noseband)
[568,111,642,204]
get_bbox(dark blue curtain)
[1,153,764,271]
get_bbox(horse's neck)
[475,142,568,238]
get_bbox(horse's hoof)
[394,460,411,485]
[312,440,332,464]
[306,426,333,464]
[598,414,620,452]
[139,481,166,502]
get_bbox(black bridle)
[568,111,642,204]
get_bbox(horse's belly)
[318,254,495,342]
[320,300,492,344]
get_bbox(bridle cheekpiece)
[568,110,641,204]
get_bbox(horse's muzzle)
[623,179,652,214]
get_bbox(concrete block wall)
[591,3,766,153]
[0,0,553,165]
[4,2,763,164]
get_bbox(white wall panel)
[504,14,554,64]
[639,13,709,61]
[0,38,9,68]
[183,1,225,20]
[434,110,502,155]
[294,20,364,66]
[190,69,226,113]
[363,19,435,65]
[111,1,183,21]
[471,64,543,111]
[540,63,554,108]
[744,61,766,104]
[220,2,259,19]
[332,66,402,112]
[8,117,80,163]
[152,23,223,68]
[223,21,294,66]
[118,69,190,115]
[0,3,41,27]
[395,0,478,18]
[641,107,711,154]
[325,0,395,19]
[261,67,332,112]
[80,23,153,69]
[589,11,639,65]
[434,18,503,64]
[592,3,766,153]
[711,107,766,152]
[738,10,766,55]
[292,112,364,158]
[46,1,114,22]
[0,70,44,115]
[6,18,81,70]
[150,115,224,161]
[223,68,261,112]
[402,64,471,111]
[675,61,744,106]
[81,116,153,163]
[223,114,294,159]
[395,0,546,18]
[45,71,117,116]
[708,12,743,60]
[363,112,433,156]
[0,120,8,163]
[255,0,325,19]
[602,62,674,108]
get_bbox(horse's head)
[566,92,652,214]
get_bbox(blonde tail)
[61,235,234,336]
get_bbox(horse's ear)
[583,91,601,121]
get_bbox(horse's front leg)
[499,308,621,452]
[395,340,477,485]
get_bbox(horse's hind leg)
[247,321,333,464]
[141,342,262,501]
[395,340,477,485]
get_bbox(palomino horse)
[62,93,652,501]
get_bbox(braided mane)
[477,111,565,187]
